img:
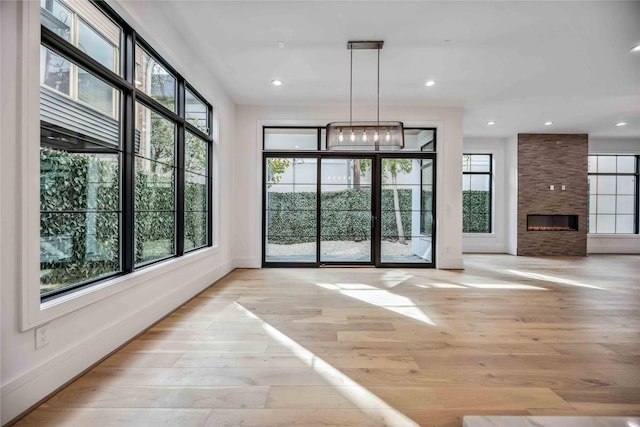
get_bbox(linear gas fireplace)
[527,215,578,231]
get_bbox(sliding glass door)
[379,156,434,265]
[264,156,318,264]
[320,157,373,263]
[263,153,435,267]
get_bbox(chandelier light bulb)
[350,129,356,142]
[385,129,391,142]
[362,129,368,142]
[374,129,379,142]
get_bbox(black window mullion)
[135,91,183,123]
[176,79,186,256]
[636,155,640,234]
[185,122,211,142]
[122,28,136,273]
[207,105,214,246]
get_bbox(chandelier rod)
[350,48,353,126]
[377,45,380,127]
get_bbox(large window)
[588,155,639,234]
[462,154,492,233]
[40,0,213,299]
[262,127,436,267]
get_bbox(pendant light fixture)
[327,41,404,150]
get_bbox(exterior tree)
[359,158,412,244]
[266,158,291,188]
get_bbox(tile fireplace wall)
[517,134,588,256]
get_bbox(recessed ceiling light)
[544,121,553,126]
[272,79,282,86]
[277,41,286,49]
[616,122,627,126]
[487,121,496,126]
[425,80,435,87]
[630,44,640,53]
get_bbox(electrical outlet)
[35,324,50,349]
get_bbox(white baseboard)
[234,257,261,269]
[1,260,234,425]
[588,235,640,254]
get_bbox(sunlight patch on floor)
[316,283,436,325]
[506,270,606,290]
[234,302,419,427]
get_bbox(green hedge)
[463,190,490,232]
[40,148,207,291]
[267,188,432,245]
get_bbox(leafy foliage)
[40,144,208,293]
[40,148,120,292]
[462,190,490,232]
[266,158,291,187]
[267,188,432,245]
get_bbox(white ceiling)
[141,1,639,138]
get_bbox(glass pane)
[40,0,73,42]
[597,156,616,173]
[588,156,598,173]
[616,215,635,233]
[185,172,207,212]
[321,158,371,262]
[135,102,175,166]
[596,195,616,214]
[264,128,317,150]
[596,214,615,233]
[77,68,115,117]
[616,195,635,214]
[40,46,71,95]
[40,146,121,294]
[470,174,490,191]
[136,46,176,112]
[404,129,435,151]
[266,157,317,263]
[135,211,175,265]
[135,159,175,210]
[462,174,471,191]
[185,89,208,133]
[185,133,207,175]
[588,214,596,233]
[41,149,119,212]
[135,155,175,266]
[185,211,207,251]
[588,195,597,214]
[587,176,596,194]
[41,211,120,295]
[471,155,491,172]
[617,156,636,173]
[617,176,635,195]
[381,158,432,263]
[78,18,117,72]
[596,176,616,194]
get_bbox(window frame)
[37,0,214,303]
[462,153,493,234]
[587,154,640,235]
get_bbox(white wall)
[462,137,509,253]
[234,104,464,269]
[505,135,519,255]
[0,1,236,423]
[587,138,640,254]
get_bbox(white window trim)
[20,1,218,331]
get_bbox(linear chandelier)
[327,41,404,150]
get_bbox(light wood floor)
[15,255,640,427]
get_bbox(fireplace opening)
[527,215,578,231]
